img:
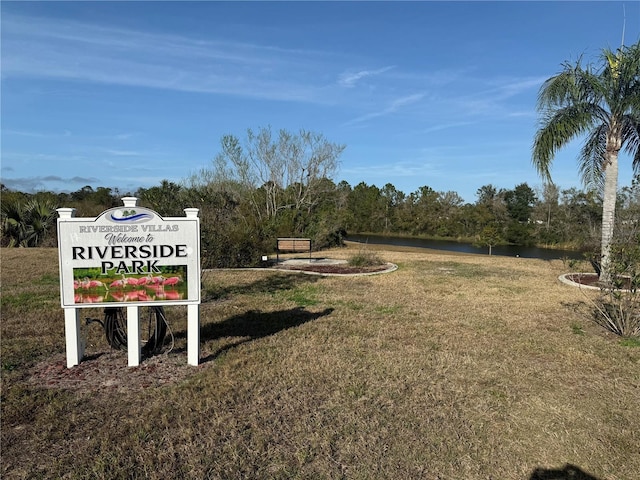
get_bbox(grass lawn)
[1,245,639,479]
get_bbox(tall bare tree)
[212,127,345,221]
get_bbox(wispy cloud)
[3,129,72,138]
[452,76,545,116]
[2,11,541,120]
[3,129,142,142]
[343,93,425,126]
[421,121,476,134]
[490,77,547,98]
[338,66,395,88]
[104,149,145,157]
[343,160,442,179]
[507,111,536,118]
[2,175,99,193]
[2,151,88,163]
[1,12,345,104]
[114,133,136,140]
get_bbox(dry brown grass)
[1,245,639,479]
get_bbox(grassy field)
[1,245,639,479]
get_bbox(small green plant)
[620,337,640,348]
[285,285,320,307]
[570,322,585,335]
[564,257,581,271]
[375,305,401,315]
[589,233,639,338]
[348,247,383,267]
[2,361,18,372]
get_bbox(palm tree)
[1,196,58,247]
[532,42,640,282]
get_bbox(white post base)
[187,304,200,366]
[127,306,140,367]
[64,308,84,368]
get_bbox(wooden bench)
[276,237,312,261]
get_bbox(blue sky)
[2,1,639,203]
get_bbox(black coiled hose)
[98,306,168,354]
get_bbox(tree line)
[2,160,638,269]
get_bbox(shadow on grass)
[530,464,600,480]
[201,270,321,302]
[176,306,334,363]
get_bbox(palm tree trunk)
[599,152,619,283]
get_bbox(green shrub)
[348,248,384,267]
[591,232,640,338]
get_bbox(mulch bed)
[565,273,601,288]
[274,264,391,274]
[566,273,634,290]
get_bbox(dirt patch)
[26,350,195,393]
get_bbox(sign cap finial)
[121,197,139,208]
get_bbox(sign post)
[57,197,201,367]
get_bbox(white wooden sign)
[57,197,201,367]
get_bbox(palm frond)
[622,116,640,174]
[532,104,597,180]
[575,66,605,102]
[537,60,605,112]
[579,124,607,191]
[534,42,640,182]
[536,68,581,110]
[601,44,640,116]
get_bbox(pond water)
[346,234,584,261]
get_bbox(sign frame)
[57,197,201,368]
